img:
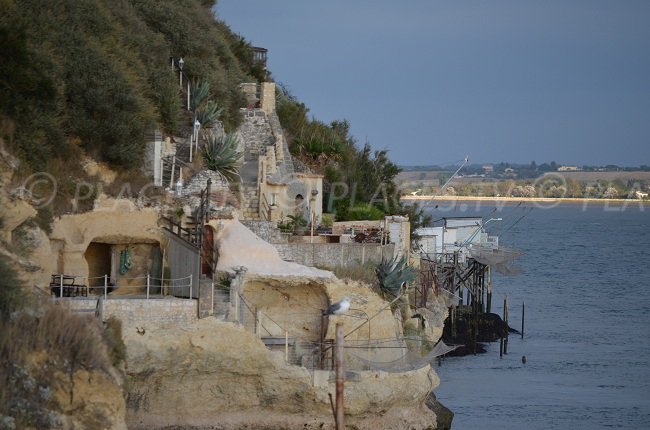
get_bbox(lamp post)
[194,119,201,148]
[178,57,184,88]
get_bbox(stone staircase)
[241,183,260,220]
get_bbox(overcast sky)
[216,1,650,167]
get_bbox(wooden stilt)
[335,323,345,430]
[521,301,525,339]
[503,296,507,357]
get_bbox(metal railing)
[260,192,272,221]
[49,274,194,300]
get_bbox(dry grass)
[0,304,116,426]
[331,262,378,288]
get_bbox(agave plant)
[195,100,223,129]
[202,133,242,182]
[190,80,210,113]
[375,255,417,298]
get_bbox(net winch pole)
[335,322,345,430]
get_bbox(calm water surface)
[427,201,650,430]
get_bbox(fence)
[235,294,457,374]
[49,273,194,300]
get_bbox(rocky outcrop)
[124,317,438,430]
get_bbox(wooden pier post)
[486,266,492,313]
[521,301,525,339]
[503,295,509,355]
[335,323,345,430]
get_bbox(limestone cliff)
[124,317,438,430]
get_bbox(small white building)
[414,217,498,262]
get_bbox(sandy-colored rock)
[124,317,438,429]
[51,369,127,430]
[212,218,332,280]
[0,197,37,242]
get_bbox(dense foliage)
[0,0,257,170]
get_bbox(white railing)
[49,273,194,300]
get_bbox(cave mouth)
[84,242,112,287]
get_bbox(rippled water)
[428,201,650,429]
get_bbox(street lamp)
[178,57,184,88]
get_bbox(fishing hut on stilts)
[415,217,522,354]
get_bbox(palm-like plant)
[202,133,242,182]
[195,100,222,129]
[375,255,417,298]
[190,80,210,113]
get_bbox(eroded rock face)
[53,368,127,430]
[123,317,439,430]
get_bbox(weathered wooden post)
[335,322,345,430]
[104,274,108,300]
[146,273,150,299]
[486,266,492,313]
[503,294,510,354]
[59,275,63,298]
[521,301,525,339]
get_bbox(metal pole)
[335,322,345,430]
[104,274,108,300]
[189,135,193,163]
[187,81,190,110]
[60,275,63,298]
[146,273,150,299]
[189,274,193,300]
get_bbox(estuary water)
[426,201,650,429]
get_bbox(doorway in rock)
[201,225,215,277]
[84,242,112,286]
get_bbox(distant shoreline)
[401,195,648,205]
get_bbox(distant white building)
[558,165,581,171]
[634,190,648,199]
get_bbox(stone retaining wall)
[240,220,289,244]
[57,297,198,327]
[274,243,395,268]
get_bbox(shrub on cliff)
[0,256,26,322]
[1,0,256,171]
